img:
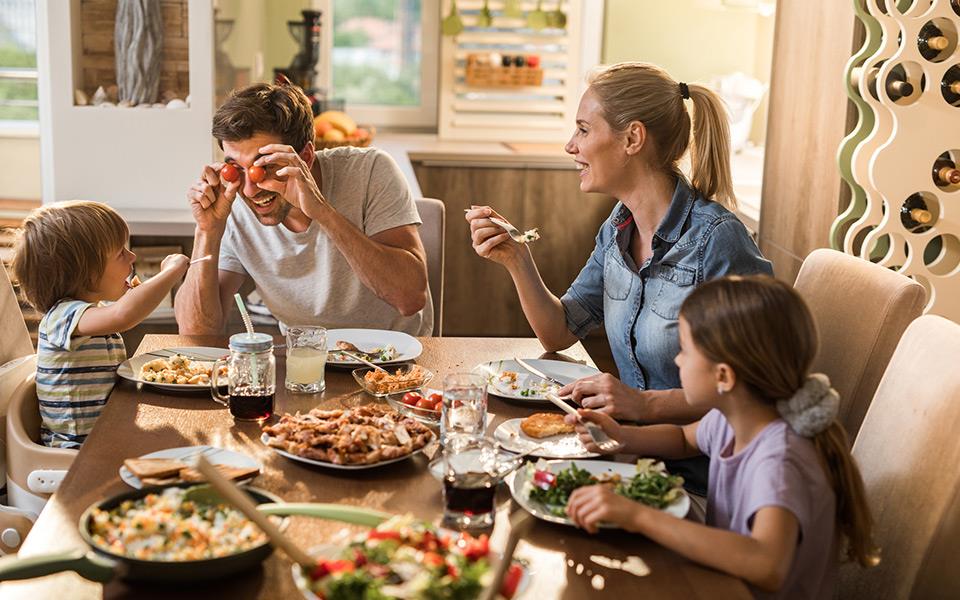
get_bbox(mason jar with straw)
[210,295,276,421]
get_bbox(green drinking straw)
[234,293,260,388]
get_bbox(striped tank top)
[36,299,126,448]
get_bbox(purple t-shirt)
[696,409,837,599]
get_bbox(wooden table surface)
[0,336,749,599]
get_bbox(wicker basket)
[465,64,543,88]
[315,125,376,150]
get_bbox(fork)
[145,349,226,362]
[489,216,534,244]
[545,392,623,453]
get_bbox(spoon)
[527,0,548,31]
[441,0,464,36]
[190,254,212,265]
[194,456,315,569]
[339,349,389,373]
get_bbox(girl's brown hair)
[11,200,129,313]
[680,275,879,568]
[587,62,736,210]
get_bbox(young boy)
[12,201,189,448]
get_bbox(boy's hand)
[160,253,190,275]
[564,409,624,454]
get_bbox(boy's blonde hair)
[12,201,129,313]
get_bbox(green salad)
[527,459,684,517]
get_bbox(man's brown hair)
[212,83,315,151]
[12,200,129,313]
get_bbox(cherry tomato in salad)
[457,533,490,561]
[422,551,445,568]
[247,165,267,183]
[500,563,524,599]
[416,398,438,411]
[402,392,423,406]
[220,163,240,182]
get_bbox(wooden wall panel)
[759,0,858,281]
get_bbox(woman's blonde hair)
[12,201,129,313]
[587,62,736,210]
[680,275,880,568]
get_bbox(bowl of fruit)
[314,110,374,149]
[386,389,442,425]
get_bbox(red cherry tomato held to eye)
[402,392,423,406]
[247,165,267,183]
[220,163,240,183]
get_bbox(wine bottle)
[918,23,950,61]
[900,194,934,233]
[933,153,960,187]
[942,66,960,107]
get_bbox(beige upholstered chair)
[838,315,960,599]
[0,265,31,369]
[416,198,445,336]
[794,248,926,438]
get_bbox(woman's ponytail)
[687,84,736,211]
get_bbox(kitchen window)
[315,0,439,130]
[0,0,39,134]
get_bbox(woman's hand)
[560,373,646,421]
[566,484,643,534]
[254,144,327,221]
[188,163,240,233]
[465,206,529,269]
[564,409,625,454]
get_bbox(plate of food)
[352,365,433,397]
[508,459,689,527]
[117,347,228,392]
[291,514,528,600]
[119,445,261,489]
[385,388,443,425]
[261,405,436,470]
[475,359,600,402]
[494,413,599,459]
[325,329,422,366]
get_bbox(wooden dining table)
[0,335,749,599]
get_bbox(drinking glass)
[285,326,327,393]
[440,436,500,530]
[441,373,487,441]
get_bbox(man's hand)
[254,143,327,221]
[188,162,240,232]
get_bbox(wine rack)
[834,0,960,321]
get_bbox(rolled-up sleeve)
[698,216,773,280]
[561,230,607,339]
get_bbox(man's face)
[222,132,292,227]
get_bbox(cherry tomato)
[367,529,402,541]
[533,470,557,490]
[416,398,437,411]
[247,165,267,183]
[429,393,443,405]
[220,163,240,182]
[500,563,524,599]
[457,533,489,561]
[402,392,423,406]
[422,551,445,568]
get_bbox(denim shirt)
[561,178,772,392]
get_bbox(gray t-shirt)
[697,409,837,600]
[219,146,433,335]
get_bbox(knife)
[513,357,568,389]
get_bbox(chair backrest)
[416,197,445,336]
[794,248,926,439]
[838,315,960,599]
[0,265,32,367]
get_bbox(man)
[176,83,432,335]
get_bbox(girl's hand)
[465,206,528,269]
[253,144,327,221]
[566,484,641,534]
[188,162,240,232]
[563,409,624,454]
[160,253,190,275]
[560,373,645,421]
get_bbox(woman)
[466,62,772,495]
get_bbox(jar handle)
[210,357,229,407]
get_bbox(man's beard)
[244,192,292,225]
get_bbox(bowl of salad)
[292,515,527,600]
[508,458,689,526]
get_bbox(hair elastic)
[678,82,690,100]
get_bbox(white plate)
[292,540,531,600]
[475,359,600,402]
[119,445,260,489]
[261,430,436,471]
[508,459,690,527]
[494,418,599,460]
[117,346,228,392]
[325,329,422,366]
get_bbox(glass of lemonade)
[285,326,327,393]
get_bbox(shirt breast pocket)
[603,255,634,300]
[651,263,697,320]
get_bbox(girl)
[565,275,878,598]
[466,62,772,495]
[12,200,189,448]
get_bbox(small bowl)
[386,389,442,425]
[352,365,434,398]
